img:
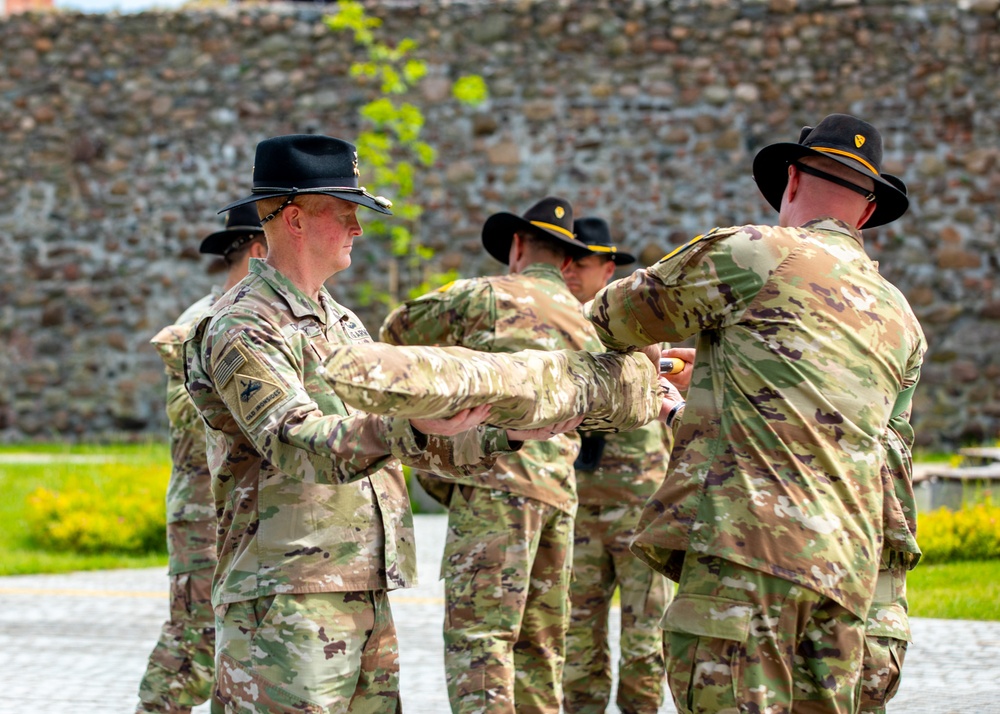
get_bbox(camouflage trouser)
[215,590,400,714]
[136,565,217,713]
[442,486,574,714]
[859,563,910,713]
[563,503,673,714]
[661,553,865,714]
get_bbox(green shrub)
[918,498,1000,564]
[24,462,168,555]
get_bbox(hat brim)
[219,189,393,216]
[199,226,263,255]
[609,251,636,266]
[481,212,591,265]
[753,143,908,228]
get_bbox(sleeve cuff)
[483,427,518,455]
[386,416,425,459]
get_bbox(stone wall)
[1,0,998,447]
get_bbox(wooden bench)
[958,446,1000,465]
[912,461,1000,511]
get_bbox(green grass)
[0,442,169,576]
[911,449,955,464]
[907,559,1000,621]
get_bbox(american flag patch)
[216,345,247,387]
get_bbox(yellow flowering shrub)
[25,462,168,555]
[918,498,1000,564]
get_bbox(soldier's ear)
[509,234,523,264]
[283,203,308,237]
[249,239,268,259]
[857,200,877,230]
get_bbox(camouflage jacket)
[150,292,217,527]
[183,260,514,605]
[588,218,926,617]
[866,418,918,642]
[881,393,920,568]
[151,293,218,574]
[576,422,671,506]
[381,263,603,514]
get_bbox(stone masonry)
[0,0,998,446]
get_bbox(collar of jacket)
[249,258,347,326]
[800,216,865,248]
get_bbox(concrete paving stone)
[0,514,998,713]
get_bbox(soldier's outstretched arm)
[586,228,767,351]
[187,316,507,485]
[319,342,660,433]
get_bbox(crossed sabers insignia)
[240,379,262,403]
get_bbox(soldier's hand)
[639,343,662,369]
[662,347,696,392]
[506,415,586,443]
[658,377,685,424]
[410,404,492,436]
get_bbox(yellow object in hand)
[659,357,684,375]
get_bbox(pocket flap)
[660,594,753,642]
[865,602,911,641]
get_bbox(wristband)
[665,401,685,428]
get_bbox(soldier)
[182,134,570,713]
[137,203,266,714]
[559,217,675,714]
[860,418,919,713]
[587,114,926,713]
[380,197,600,714]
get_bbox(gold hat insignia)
[855,135,866,148]
[352,151,360,177]
[554,206,565,219]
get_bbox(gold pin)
[554,206,565,219]
[855,135,865,148]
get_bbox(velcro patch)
[218,340,289,426]
[660,227,719,262]
[216,345,247,388]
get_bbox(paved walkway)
[1,514,998,713]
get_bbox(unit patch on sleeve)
[660,229,718,263]
[217,339,289,426]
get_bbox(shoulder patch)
[218,340,288,426]
[660,227,722,262]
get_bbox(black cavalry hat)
[200,203,264,257]
[219,134,393,216]
[481,196,591,265]
[573,217,636,266]
[752,113,908,227]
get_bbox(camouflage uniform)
[562,421,674,714]
[381,263,603,713]
[319,341,659,432]
[183,260,514,713]
[138,292,220,714]
[587,218,926,713]
[861,417,920,713]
